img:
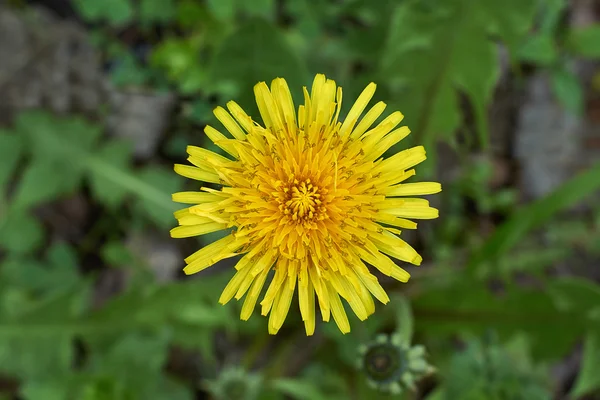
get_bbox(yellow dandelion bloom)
[171,74,441,335]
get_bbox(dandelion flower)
[171,74,441,335]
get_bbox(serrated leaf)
[209,18,309,115]
[476,0,538,49]
[548,277,600,315]
[90,332,170,384]
[89,139,132,208]
[0,289,85,380]
[539,0,567,35]
[551,67,584,115]
[517,34,558,65]
[59,117,103,152]
[0,210,44,253]
[1,247,81,296]
[135,165,183,227]
[0,258,48,293]
[45,242,82,291]
[14,111,176,217]
[468,162,600,272]
[101,241,134,267]
[84,278,228,334]
[0,335,73,380]
[571,333,600,398]
[566,25,600,58]
[413,280,590,360]
[12,160,75,210]
[382,2,498,151]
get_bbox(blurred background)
[1,0,600,399]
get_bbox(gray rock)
[126,232,182,282]
[514,73,581,200]
[107,89,176,159]
[0,6,106,117]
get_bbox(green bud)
[204,367,262,400]
[357,333,434,394]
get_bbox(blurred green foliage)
[2,0,600,399]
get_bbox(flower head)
[171,74,441,335]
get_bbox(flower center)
[278,178,326,223]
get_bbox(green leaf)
[0,131,23,191]
[83,278,228,335]
[101,241,134,267]
[517,34,558,65]
[566,25,600,58]
[140,0,176,25]
[413,280,590,360]
[548,277,600,315]
[381,1,499,151]
[271,378,329,400]
[45,243,82,291]
[135,165,183,227]
[209,18,309,115]
[89,332,170,390]
[176,0,208,29]
[12,160,74,210]
[571,333,600,398]
[15,112,95,157]
[72,0,102,20]
[551,67,584,115]
[82,330,193,400]
[73,0,134,26]
[206,0,236,21]
[0,334,73,380]
[476,0,538,50]
[539,0,567,35]
[111,54,152,88]
[442,338,552,400]
[1,246,81,296]
[20,380,70,400]
[238,0,275,19]
[150,37,207,93]
[14,111,177,217]
[89,139,132,208]
[0,289,85,380]
[0,210,44,253]
[468,163,600,272]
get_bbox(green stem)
[395,296,414,344]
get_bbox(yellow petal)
[339,82,377,137]
[386,182,442,197]
[350,101,386,139]
[204,125,239,158]
[226,101,254,133]
[174,164,221,184]
[219,263,253,304]
[271,78,297,133]
[240,266,271,320]
[214,106,246,140]
[172,191,223,204]
[326,282,350,334]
